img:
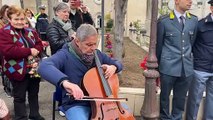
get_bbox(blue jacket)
[38,44,122,110]
[156,11,198,77]
[193,13,213,73]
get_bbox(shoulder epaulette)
[200,14,211,23]
[187,12,197,19]
[189,13,197,18]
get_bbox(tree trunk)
[113,0,128,62]
[35,0,42,13]
[20,0,24,9]
[47,0,58,22]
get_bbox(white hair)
[76,24,97,42]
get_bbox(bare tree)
[35,0,42,13]
[20,0,24,8]
[113,0,128,62]
[48,0,58,21]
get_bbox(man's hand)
[80,4,88,13]
[62,80,84,99]
[101,64,117,79]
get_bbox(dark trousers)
[160,73,193,120]
[55,86,62,106]
[11,75,41,120]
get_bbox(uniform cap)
[208,0,213,6]
[38,5,46,9]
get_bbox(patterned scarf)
[70,41,94,66]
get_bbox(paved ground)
[0,79,67,120]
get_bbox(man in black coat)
[186,0,213,119]
[35,5,49,57]
[68,0,94,31]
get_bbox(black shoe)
[29,116,45,120]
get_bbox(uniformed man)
[186,0,213,119]
[156,0,198,119]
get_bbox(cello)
[82,50,135,120]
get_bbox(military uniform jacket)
[156,11,198,77]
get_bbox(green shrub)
[133,20,141,33]
[106,19,113,29]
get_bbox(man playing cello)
[38,24,134,120]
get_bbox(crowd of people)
[0,0,94,120]
[0,0,213,120]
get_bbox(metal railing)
[129,27,150,52]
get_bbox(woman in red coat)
[0,6,44,120]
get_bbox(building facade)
[0,0,210,37]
